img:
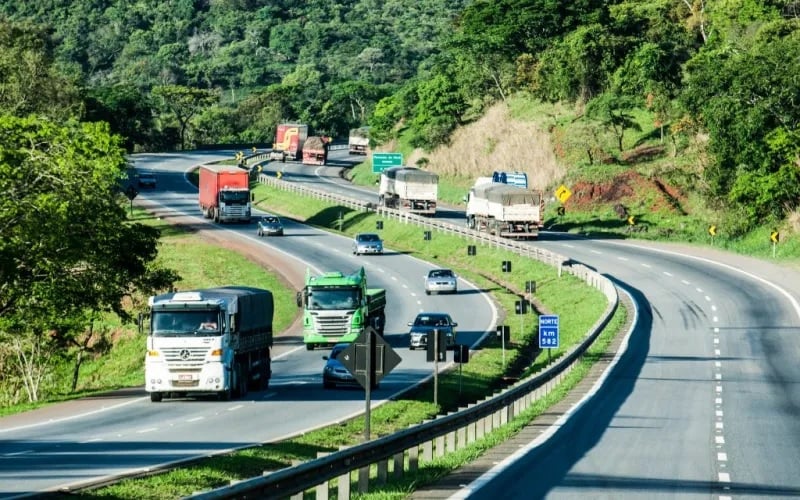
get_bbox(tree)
[0,19,83,120]
[585,92,641,152]
[152,85,219,149]
[0,114,177,401]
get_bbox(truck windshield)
[219,190,249,204]
[307,287,361,310]
[151,310,223,337]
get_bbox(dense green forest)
[2,0,800,405]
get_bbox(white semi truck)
[378,166,439,215]
[465,178,544,238]
[142,286,273,402]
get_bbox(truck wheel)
[150,392,163,403]
[306,343,315,351]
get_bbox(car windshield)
[358,234,379,242]
[414,315,449,327]
[219,191,249,203]
[262,217,279,224]
[140,174,154,179]
[429,270,453,278]
[330,345,347,359]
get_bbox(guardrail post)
[435,434,445,458]
[467,420,476,444]
[422,438,433,462]
[338,470,351,500]
[393,452,404,479]
[457,425,467,450]
[316,452,331,500]
[377,459,388,485]
[358,466,369,494]
[446,429,456,453]
[409,444,419,472]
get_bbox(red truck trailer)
[301,136,330,166]
[269,123,309,162]
[198,164,252,223]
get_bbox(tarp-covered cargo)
[472,183,540,206]
[383,166,438,184]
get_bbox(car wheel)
[257,230,262,237]
[323,379,334,389]
[425,290,431,295]
[409,346,414,351]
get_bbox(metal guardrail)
[186,174,619,499]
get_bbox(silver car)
[424,269,457,295]
[352,232,383,255]
[257,215,284,236]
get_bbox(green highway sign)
[372,152,403,173]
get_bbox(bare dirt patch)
[568,170,688,215]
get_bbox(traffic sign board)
[555,185,572,203]
[709,225,717,236]
[339,328,401,389]
[372,152,403,173]
[538,314,560,349]
[771,230,780,243]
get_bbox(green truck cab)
[296,267,386,350]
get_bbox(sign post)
[338,328,401,441]
[538,314,560,364]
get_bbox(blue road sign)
[538,314,560,349]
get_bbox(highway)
[0,150,497,497]
[283,163,800,499]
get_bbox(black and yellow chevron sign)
[709,225,717,236]
[771,231,780,243]
[627,215,636,225]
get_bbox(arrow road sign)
[771,231,780,243]
[709,225,717,236]
[339,328,401,389]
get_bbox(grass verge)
[70,181,621,499]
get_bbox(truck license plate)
[178,374,192,381]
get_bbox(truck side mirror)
[251,193,255,201]
[462,195,468,203]
[295,291,303,307]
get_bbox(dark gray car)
[408,312,457,350]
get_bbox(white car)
[424,269,457,295]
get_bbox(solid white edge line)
[449,286,638,499]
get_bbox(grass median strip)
[68,182,620,499]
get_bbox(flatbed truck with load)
[198,164,252,223]
[296,267,386,350]
[301,136,330,166]
[142,286,273,402]
[269,123,309,162]
[348,127,370,155]
[378,166,439,215]
[465,178,544,239]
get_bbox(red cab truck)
[269,123,309,162]
[301,136,330,166]
[198,164,252,223]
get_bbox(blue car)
[322,343,360,389]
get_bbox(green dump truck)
[296,267,386,350]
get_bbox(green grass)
[62,180,618,499]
